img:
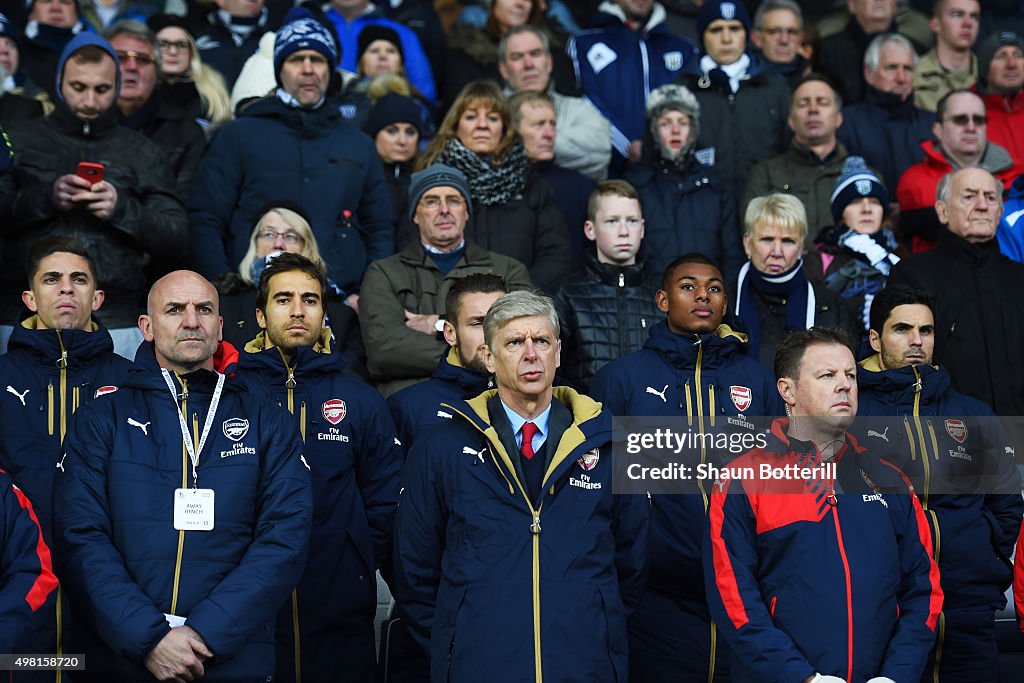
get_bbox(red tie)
[520,422,539,460]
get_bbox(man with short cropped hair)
[743,74,849,242]
[856,284,1023,683]
[897,89,1020,251]
[913,0,979,112]
[235,252,402,683]
[751,0,809,85]
[837,32,933,194]
[591,252,779,683]
[0,236,132,673]
[395,289,648,683]
[500,24,611,180]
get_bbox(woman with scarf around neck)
[416,79,571,291]
[805,157,902,346]
[734,193,858,369]
[624,83,743,285]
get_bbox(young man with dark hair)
[591,253,780,683]
[553,180,660,392]
[388,273,508,449]
[856,284,1023,683]
[0,235,132,673]
[235,251,403,683]
[706,326,942,683]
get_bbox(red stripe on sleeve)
[709,479,749,629]
[11,486,59,612]
[908,493,943,630]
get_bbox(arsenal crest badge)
[323,399,347,425]
[944,418,967,444]
[577,448,600,471]
[730,386,752,412]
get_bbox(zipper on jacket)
[170,380,192,615]
[278,349,304,682]
[683,381,693,427]
[694,341,709,510]
[910,367,933,508]
[830,505,855,683]
[931,611,946,683]
[57,332,68,441]
[47,381,54,436]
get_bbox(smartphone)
[76,162,104,184]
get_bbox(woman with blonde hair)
[147,13,232,131]
[416,80,569,290]
[218,202,364,373]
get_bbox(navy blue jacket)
[591,322,781,609]
[856,355,1024,611]
[705,420,942,682]
[387,346,491,450]
[187,95,395,292]
[194,10,267,88]
[837,85,934,194]
[997,173,1024,262]
[0,469,57,654]
[235,332,402,682]
[394,388,648,683]
[54,345,312,681]
[568,3,697,157]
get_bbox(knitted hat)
[831,156,888,223]
[646,84,701,156]
[978,31,1024,87]
[408,164,472,220]
[357,25,404,66]
[146,13,190,36]
[697,1,751,45]
[274,17,338,83]
[0,13,21,42]
[364,92,421,138]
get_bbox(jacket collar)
[857,353,949,406]
[8,316,114,366]
[582,249,651,287]
[642,320,749,370]
[433,346,493,394]
[238,328,344,380]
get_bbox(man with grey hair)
[751,0,810,86]
[106,19,206,201]
[838,32,933,193]
[394,289,648,683]
[499,24,611,181]
[889,166,1024,416]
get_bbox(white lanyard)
[161,369,225,488]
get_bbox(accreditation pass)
[174,488,215,531]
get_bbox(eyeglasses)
[256,230,305,245]
[762,28,801,39]
[157,40,190,53]
[945,114,987,126]
[420,195,465,211]
[116,50,156,66]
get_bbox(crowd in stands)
[2,0,1024,681]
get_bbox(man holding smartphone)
[0,32,187,356]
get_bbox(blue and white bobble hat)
[273,18,338,84]
[830,156,889,223]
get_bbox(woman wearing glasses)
[218,201,366,374]
[147,13,232,132]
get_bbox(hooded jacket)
[569,2,698,157]
[553,250,662,391]
[53,343,312,681]
[856,355,1024,612]
[677,52,791,198]
[235,332,402,683]
[394,387,648,683]
[705,419,942,683]
[387,346,492,449]
[0,34,188,325]
[0,468,58,655]
[187,94,395,293]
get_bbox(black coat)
[625,153,743,285]
[677,56,791,199]
[553,251,662,391]
[887,233,1024,416]
[534,160,594,274]
[0,104,187,326]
